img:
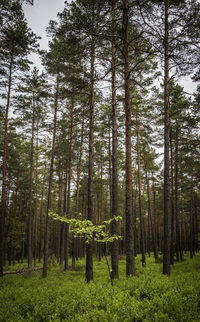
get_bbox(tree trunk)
[163,0,171,276]
[123,0,135,276]
[28,98,35,269]
[170,128,175,265]
[33,123,39,267]
[0,58,13,276]
[38,164,46,263]
[66,100,73,270]
[57,170,63,263]
[174,125,183,261]
[42,74,59,278]
[136,115,146,266]
[60,165,68,267]
[111,1,119,279]
[74,120,84,264]
[86,44,95,283]
[143,157,158,260]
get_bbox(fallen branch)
[3,267,43,276]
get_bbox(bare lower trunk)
[0,59,12,276]
[111,2,119,279]
[136,115,145,266]
[170,129,175,265]
[86,45,95,283]
[163,0,171,275]
[123,0,135,276]
[174,126,182,261]
[65,100,73,271]
[43,74,59,278]
[28,97,35,269]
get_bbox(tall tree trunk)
[75,121,84,214]
[190,187,195,259]
[163,0,171,275]
[28,99,35,269]
[111,0,119,279]
[123,0,135,276]
[143,155,158,260]
[42,74,59,278]
[0,58,13,276]
[60,165,68,267]
[38,164,46,263]
[136,115,145,266]
[57,170,63,263]
[33,123,39,267]
[86,44,95,283]
[65,100,73,271]
[170,128,175,265]
[74,120,84,264]
[174,125,183,261]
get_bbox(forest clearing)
[0,0,200,320]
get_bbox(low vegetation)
[1,253,200,321]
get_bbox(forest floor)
[1,253,200,321]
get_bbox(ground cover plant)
[1,253,200,321]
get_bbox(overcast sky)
[23,0,197,94]
[23,0,66,69]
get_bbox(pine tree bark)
[174,125,183,261]
[136,115,146,266]
[38,164,46,263]
[60,165,68,267]
[170,128,175,265]
[74,120,84,264]
[42,74,59,278]
[110,1,119,278]
[86,44,95,283]
[163,0,171,275]
[33,123,39,267]
[28,95,35,269]
[57,170,63,263]
[0,58,13,276]
[65,100,73,271]
[143,155,158,260]
[123,0,135,276]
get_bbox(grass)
[0,253,200,321]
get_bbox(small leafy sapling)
[48,211,123,284]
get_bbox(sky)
[23,0,66,69]
[23,0,197,95]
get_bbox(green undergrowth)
[1,253,200,321]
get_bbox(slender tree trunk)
[39,164,46,263]
[163,0,171,275]
[42,74,59,278]
[60,166,68,267]
[0,59,13,276]
[86,44,95,283]
[65,100,73,271]
[143,158,158,260]
[57,170,63,263]
[170,129,175,265]
[136,115,145,266]
[75,121,84,214]
[108,119,112,221]
[111,2,119,278]
[74,120,84,263]
[33,123,39,267]
[174,126,183,261]
[190,187,195,259]
[28,100,35,269]
[123,0,135,276]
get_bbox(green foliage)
[49,211,123,244]
[0,254,200,321]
